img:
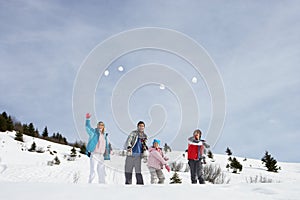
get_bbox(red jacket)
[187,137,205,160]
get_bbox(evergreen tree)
[226,147,232,156]
[42,126,49,138]
[53,156,60,165]
[34,128,39,137]
[80,143,87,154]
[73,141,80,148]
[0,115,6,131]
[14,122,23,134]
[14,131,24,142]
[207,150,214,159]
[1,112,8,120]
[51,133,58,142]
[227,157,242,173]
[28,142,36,152]
[170,171,182,184]
[0,112,9,131]
[28,123,35,137]
[261,151,280,172]
[62,137,68,145]
[6,116,14,131]
[70,147,77,157]
[58,133,63,142]
[22,124,30,136]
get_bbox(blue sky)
[0,0,299,162]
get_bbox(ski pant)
[148,167,165,184]
[188,159,204,184]
[88,152,106,184]
[125,155,144,184]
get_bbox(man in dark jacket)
[124,121,148,185]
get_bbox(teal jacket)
[85,119,111,160]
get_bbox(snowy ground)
[1,131,300,200]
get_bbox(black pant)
[188,159,205,184]
[125,155,144,184]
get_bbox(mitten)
[165,165,171,172]
[86,113,91,119]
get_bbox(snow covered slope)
[0,131,300,200]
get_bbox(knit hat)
[153,139,160,146]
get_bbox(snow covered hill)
[0,131,300,200]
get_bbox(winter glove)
[165,165,171,172]
[86,113,91,119]
[126,146,132,156]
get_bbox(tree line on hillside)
[0,111,86,154]
[1,111,281,172]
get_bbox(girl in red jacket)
[187,129,210,184]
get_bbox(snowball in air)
[118,66,124,72]
[192,77,197,83]
[104,70,109,76]
[159,84,165,90]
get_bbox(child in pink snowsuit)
[147,139,170,184]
